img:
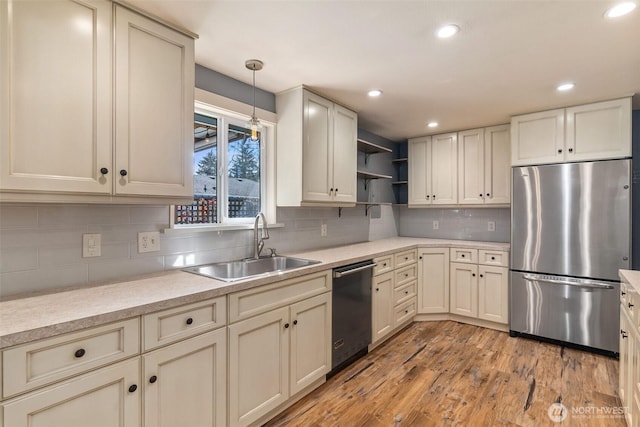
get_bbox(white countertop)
[620,270,640,292]
[0,237,509,349]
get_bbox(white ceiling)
[127,0,640,141]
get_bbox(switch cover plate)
[83,233,101,258]
[432,220,439,230]
[488,221,496,232]
[138,231,161,253]
[320,224,328,237]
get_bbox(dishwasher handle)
[333,262,376,278]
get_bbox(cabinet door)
[621,308,633,413]
[0,0,112,194]
[332,104,357,203]
[143,329,226,427]
[484,125,511,204]
[477,266,508,324]
[114,5,194,197]
[449,262,478,318]
[289,293,331,395]
[228,307,289,427]
[372,272,395,343]
[430,132,458,204]
[2,358,139,427]
[458,129,485,204]
[417,248,449,314]
[511,109,564,166]
[302,91,333,202]
[408,137,431,205]
[565,98,632,162]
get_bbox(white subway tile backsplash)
[0,265,88,297]
[88,256,165,283]
[0,228,87,249]
[129,206,171,225]
[38,205,130,227]
[0,206,38,228]
[0,247,38,273]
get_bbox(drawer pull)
[629,303,634,309]
[74,348,86,358]
[405,290,409,295]
[149,375,158,384]
[622,291,627,296]
[186,317,194,325]
[404,256,409,260]
[128,384,138,393]
[622,329,628,339]
[405,310,409,314]
[461,254,465,258]
[405,273,409,277]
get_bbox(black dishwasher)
[330,259,375,375]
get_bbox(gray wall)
[356,129,397,205]
[633,110,639,270]
[398,207,511,243]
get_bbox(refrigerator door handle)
[522,274,615,290]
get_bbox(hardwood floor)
[265,321,623,427]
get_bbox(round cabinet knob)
[486,193,490,197]
[375,287,380,292]
[405,310,409,314]
[405,257,409,260]
[461,254,465,258]
[426,195,430,199]
[100,168,109,175]
[128,384,138,393]
[568,148,573,153]
[335,188,338,193]
[405,290,409,295]
[383,263,387,267]
[293,320,298,325]
[472,273,476,277]
[623,185,630,190]
[185,317,194,325]
[284,323,290,329]
[119,169,128,177]
[622,291,627,296]
[491,256,495,260]
[479,193,483,197]
[149,375,158,384]
[329,188,334,194]
[74,348,86,358]
[558,149,563,154]
[405,273,409,278]
[480,274,484,278]
[432,194,436,199]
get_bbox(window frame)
[170,97,276,230]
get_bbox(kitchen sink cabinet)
[0,0,195,203]
[511,97,631,166]
[417,248,450,314]
[228,273,332,427]
[408,133,458,206]
[276,87,357,206]
[458,125,511,205]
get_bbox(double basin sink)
[183,256,321,282]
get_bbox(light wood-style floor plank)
[265,321,623,427]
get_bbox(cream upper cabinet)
[483,125,510,204]
[0,1,195,202]
[143,329,227,427]
[276,87,357,206]
[417,248,450,314]
[458,129,485,205]
[0,0,113,195]
[408,133,457,206]
[511,98,631,166]
[113,5,194,198]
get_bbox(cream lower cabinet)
[143,329,227,427]
[2,358,140,427]
[228,272,332,427]
[449,248,509,325]
[417,248,450,314]
[372,250,418,345]
[619,279,640,427]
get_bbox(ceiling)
[127,0,640,141]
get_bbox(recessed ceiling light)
[427,121,439,128]
[605,2,637,18]
[436,24,459,39]
[368,89,383,97]
[557,82,575,92]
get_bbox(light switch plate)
[83,233,101,258]
[320,224,328,237]
[432,220,439,230]
[488,221,496,232]
[138,231,161,253]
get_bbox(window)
[174,109,266,226]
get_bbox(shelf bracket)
[363,178,371,191]
[365,204,375,216]
[364,152,371,165]
[338,207,342,218]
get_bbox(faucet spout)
[253,212,269,259]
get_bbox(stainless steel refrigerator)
[510,159,632,355]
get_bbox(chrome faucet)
[253,212,270,259]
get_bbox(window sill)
[163,222,285,235]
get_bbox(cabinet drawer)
[478,250,509,267]
[373,255,394,276]
[2,318,140,399]
[394,249,417,269]
[394,298,416,326]
[228,270,331,323]
[143,297,226,351]
[394,281,417,305]
[395,264,417,287]
[450,248,478,264]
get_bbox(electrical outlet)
[488,221,496,232]
[320,224,328,237]
[138,231,161,253]
[82,233,101,258]
[432,220,439,230]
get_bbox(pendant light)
[245,59,264,141]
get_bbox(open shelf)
[391,181,408,185]
[357,139,392,154]
[392,157,408,163]
[357,170,393,180]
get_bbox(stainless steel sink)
[183,256,321,282]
